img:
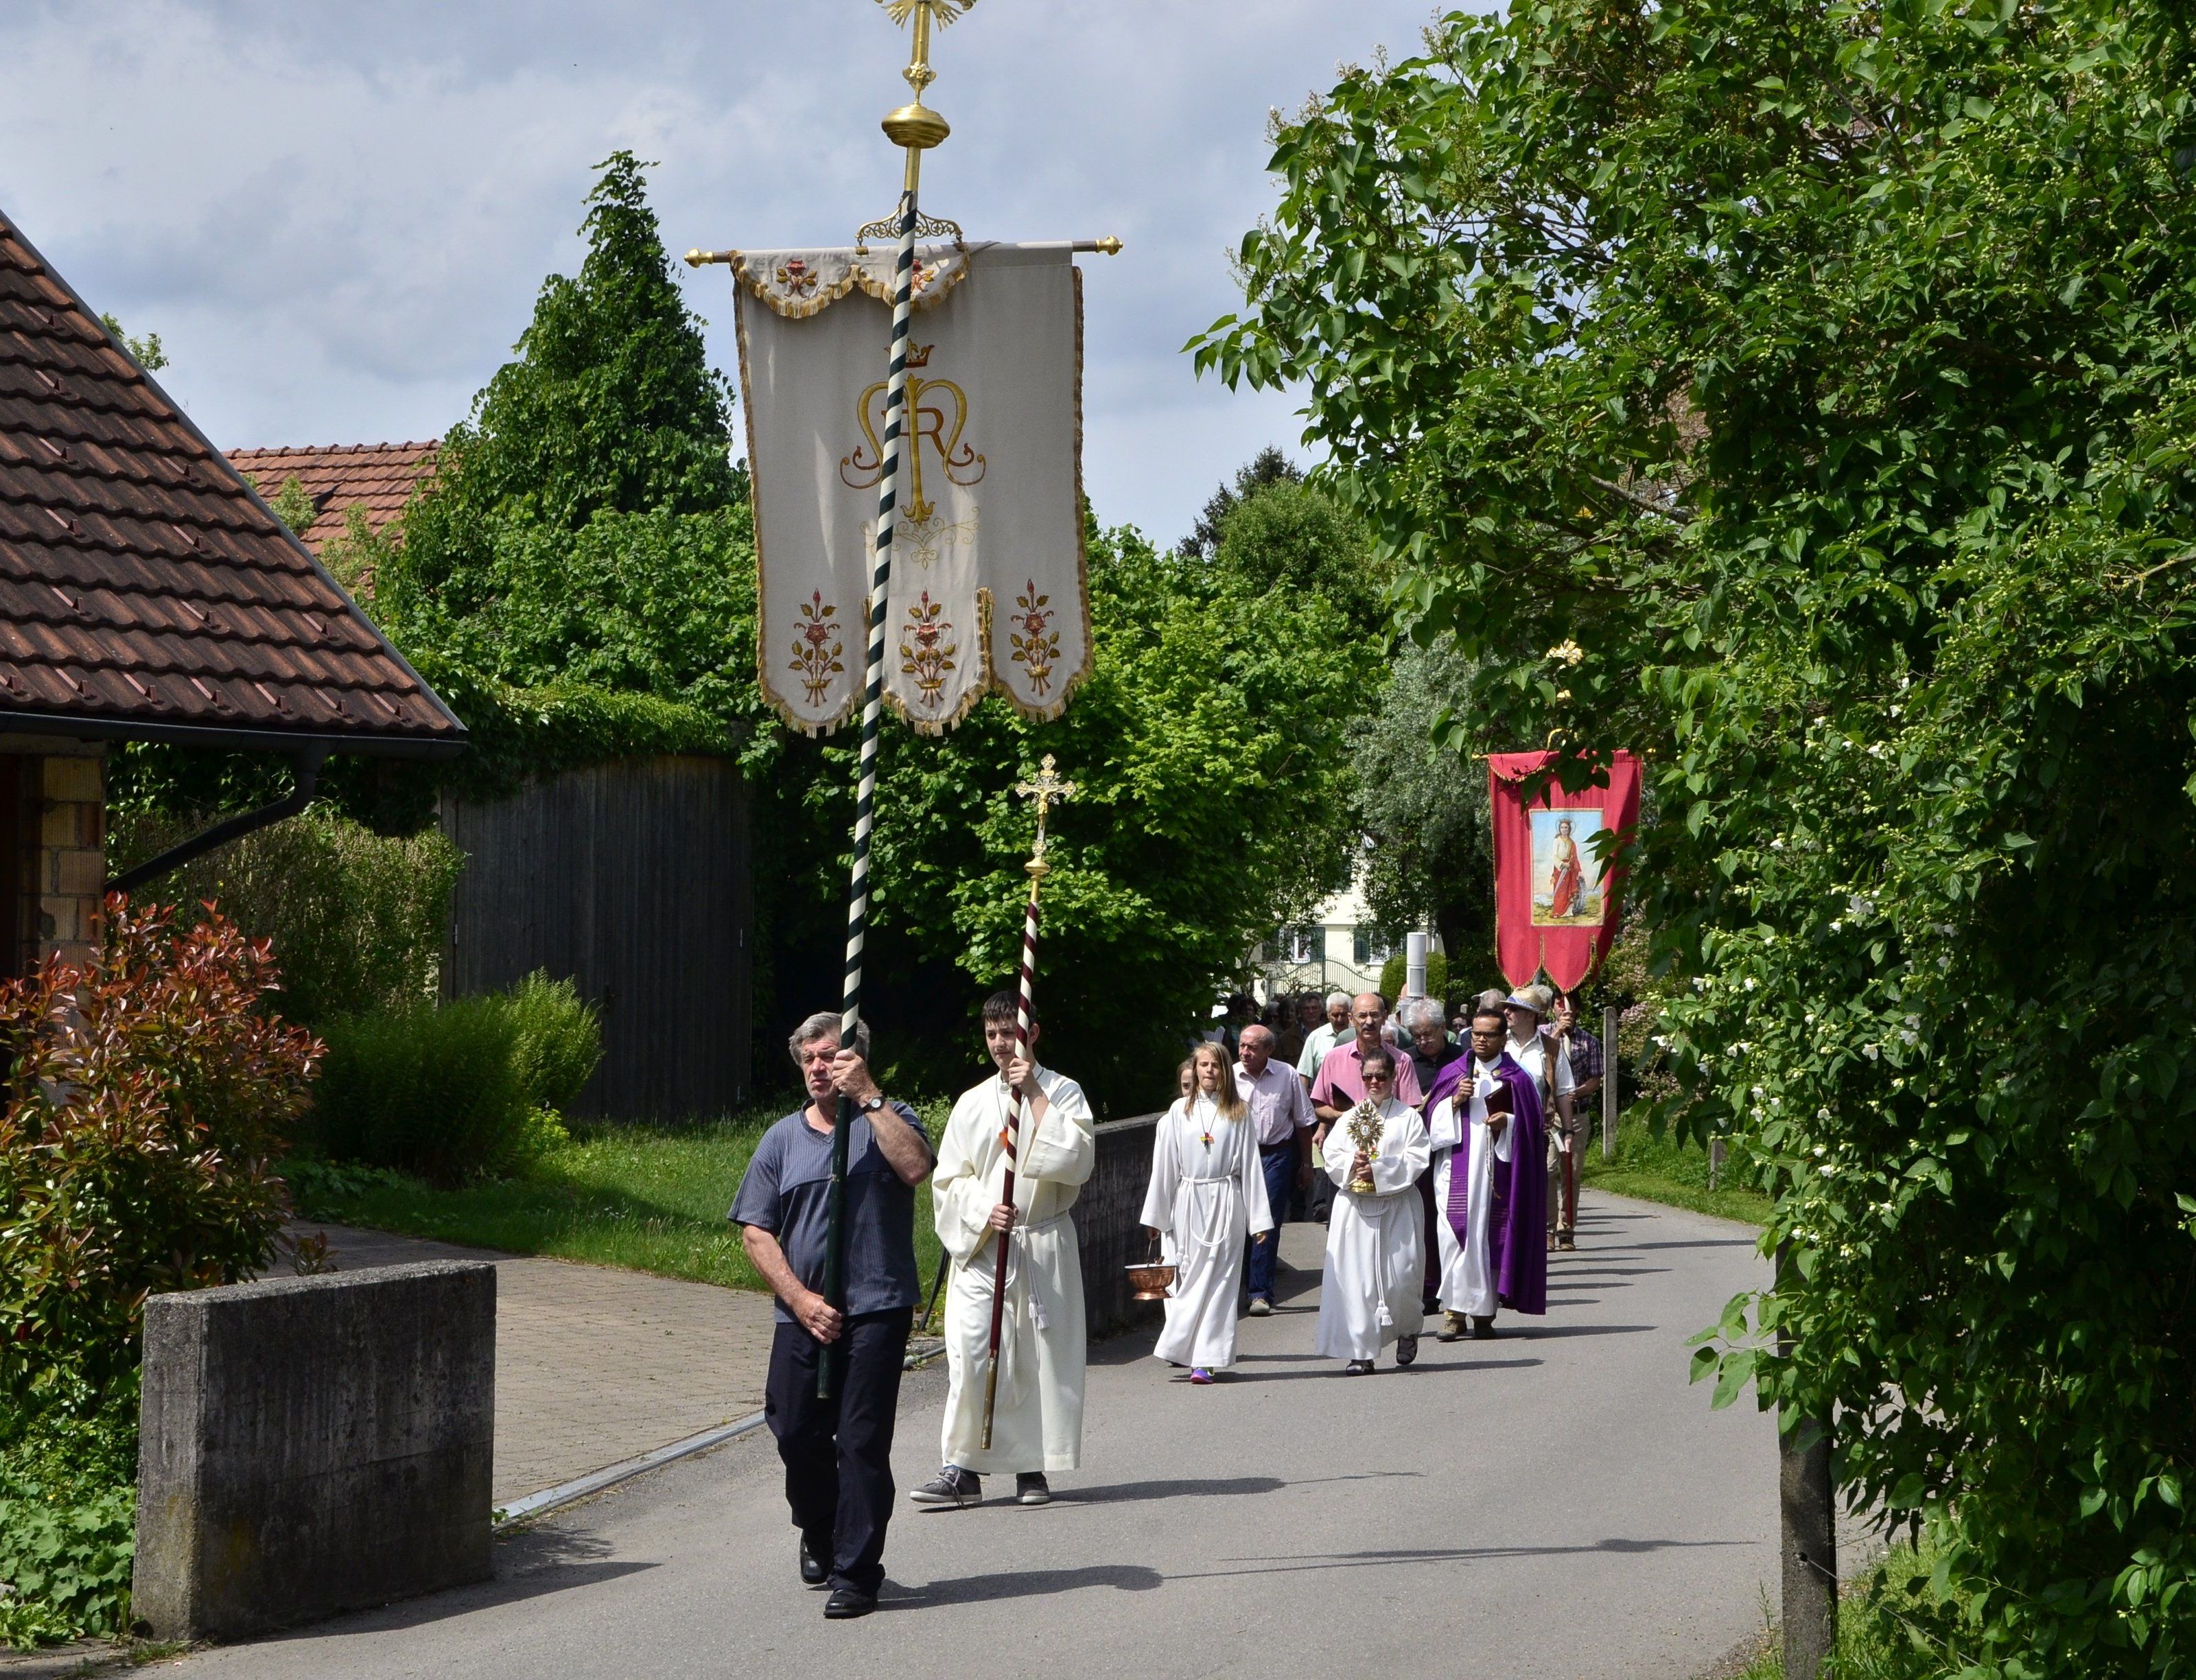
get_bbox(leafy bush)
[0,899,320,1407]
[504,972,602,1116]
[313,976,604,1185]
[1377,950,1452,1012]
[315,997,527,1185]
[106,806,462,1025]
[0,1392,137,1647]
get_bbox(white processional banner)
[734,242,1090,734]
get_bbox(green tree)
[1351,635,1492,973]
[1195,2,2196,1671]
[1180,444,1301,557]
[797,522,1361,1112]
[386,150,743,625]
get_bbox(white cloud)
[2,0,1447,543]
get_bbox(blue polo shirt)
[730,1104,931,1325]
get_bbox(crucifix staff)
[981,753,1077,1449]
[811,0,969,1401]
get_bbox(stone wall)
[134,1260,495,1640]
[1076,1112,1163,1339]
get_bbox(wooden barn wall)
[441,756,751,1121]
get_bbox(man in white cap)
[1501,985,1579,1250]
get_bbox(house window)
[1353,925,1394,966]
[1287,924,1319,964]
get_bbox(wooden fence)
[441,756,751,1122]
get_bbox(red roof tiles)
[0,208,464,757]
[227,439,438,556]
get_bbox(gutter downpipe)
[104,748,329,899]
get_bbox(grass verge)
[287,1095,951,1295]
[1718,1541,1961,1679]
[1581,1117,1773,1228]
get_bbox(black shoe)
[1343,1358,1375,1375]
[824,1587,876,1619]
[908,1465,982,1508]
[1015,1471,1052,1506]
[1397,1335,1420,1367]
[1471,1315,1497,1340]
[799,1539,828,1587]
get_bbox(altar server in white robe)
[912,992,1095,1512]
[1140,1041,1274,1382]
[1314,1049,1432,1373]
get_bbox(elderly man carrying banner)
[1428,1007,1549,1341]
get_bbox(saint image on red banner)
[1489,749,1643,992]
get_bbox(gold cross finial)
[1014,754,1077,862]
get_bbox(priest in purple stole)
[1427,1007,1548,1340]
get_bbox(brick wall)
[34,749,104,968]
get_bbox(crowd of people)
[1154,983,1607,1380]
[726,981,1605,1618]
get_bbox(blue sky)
[1,1,1450,547]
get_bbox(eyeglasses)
[1364,1071,1393,1084]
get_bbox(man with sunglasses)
[1313,1048,1432,1374]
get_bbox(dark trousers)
[764,1305,912,1596]
[1305,1128,1335,1224]
[1247,1143,1296,1300]
[1418,1166,1441,1300]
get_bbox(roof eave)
[0,708,469,762]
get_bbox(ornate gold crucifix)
[1015,753,1077,872]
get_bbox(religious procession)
[3,0,2183,1677]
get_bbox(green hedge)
[313,974,601,1185]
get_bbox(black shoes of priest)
[1016,1472,1051,1506]
[799,1539,828,1587]
[1396,1335,1421,1367]
[824,1587,875,1619]
[1344,1359,1375,1375]
[1471,1315,1498,1340]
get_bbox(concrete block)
[40,755,102,804]
[134,1261,496,1640]
[53,848,102,898]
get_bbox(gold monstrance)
[1345,1099,1384,1195]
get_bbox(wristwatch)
[860,1095,887,1114]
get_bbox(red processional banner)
[1490,749,1643,993]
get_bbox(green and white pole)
[819,0,959,1401]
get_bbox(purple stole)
[1445,1053,1549,1316]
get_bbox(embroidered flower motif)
[774,258,820,299]
[897,589,958,710]
[789,590,844,705]
[1009,579,1061,697]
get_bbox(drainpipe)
[105,749,329,899]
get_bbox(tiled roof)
[227,439,437,556]
[0,207,464,758]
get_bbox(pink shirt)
[1311,1039,1424,1112]
[1234,1058,1314,1147]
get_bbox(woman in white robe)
[1140,1042,1274,1379]
[1314,1053,1432,1371]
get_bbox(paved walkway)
[174,1193,1778,1680]
[294,1224,788,1508]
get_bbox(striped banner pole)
[980,756,1075,1447]
[817,184,920,1402]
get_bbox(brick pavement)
[293,1224,785,1508]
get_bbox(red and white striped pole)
[981,754,1074,1449]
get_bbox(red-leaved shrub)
[0,896,322,1406]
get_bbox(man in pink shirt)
[1309,993,1424,1225]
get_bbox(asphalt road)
[158,1191,1777,1680]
